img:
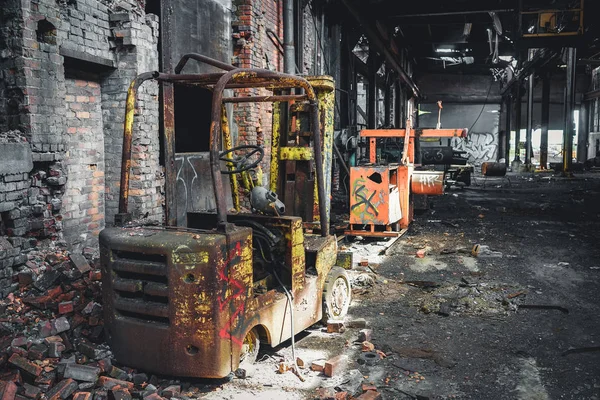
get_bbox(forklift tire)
[322,267,352,323]
[239,327,260,366]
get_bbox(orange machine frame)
[347,124,467,236]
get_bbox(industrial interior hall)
[0,0,599,399]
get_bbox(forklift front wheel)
[322,267,352,323]
[239,327,260,366]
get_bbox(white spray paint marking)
[515,358,550,400]
[460,256,479,272]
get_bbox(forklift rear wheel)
[322,267,352,323]
[239,327,260,366]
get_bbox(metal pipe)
[222,94,308,103]
[540,73,550,169]
[391,9,514,18]
[174,53,235,74]
[283,0,295,75]
[118,72,156,216]
[525,73,534,165]
[563,47,577,174]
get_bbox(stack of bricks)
[0,130,66,297]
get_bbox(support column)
[504,95,512,165]
[577,102,589,162]
[525,74,534,167]
[540,73,550,169]
[368,47,378,129]
[513,84,522,166]
[563,47,576,174]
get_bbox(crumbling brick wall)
[0,0,162,298]
[102,12,163,224]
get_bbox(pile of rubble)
[0,249,188,400]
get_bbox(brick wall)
[102,12,163,224]
[232,0,282,187]
[63,78,105,252]
[0,0,162,298]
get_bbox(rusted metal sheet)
[269,101,282,193]
[101,223,330,378]
[481,162,507,177]
[349,166,401,226]
[279,147,313,160]
[223,94,308,103]
[220,105,240,211]
[308,76,335,232]
[411,171,445,195]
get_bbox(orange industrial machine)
[346,123,467,237]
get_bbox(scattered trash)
[471,244,502,258]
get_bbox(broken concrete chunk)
[346,318,367,329]
[324,355,348,377]
[132,373,148,386]
[63,364,100,383]
[69,254,92,274]
[108,367,128,381]
[34,270,61,291]
[52,317,71,335]
[161,385,180,399]
[358,329,372,342]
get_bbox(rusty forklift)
[99,54,351,378]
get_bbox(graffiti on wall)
[451,132,498,164]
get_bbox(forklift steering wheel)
[219,145,264,174]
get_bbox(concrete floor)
[349,172,600,399]
[199,171,600,399]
